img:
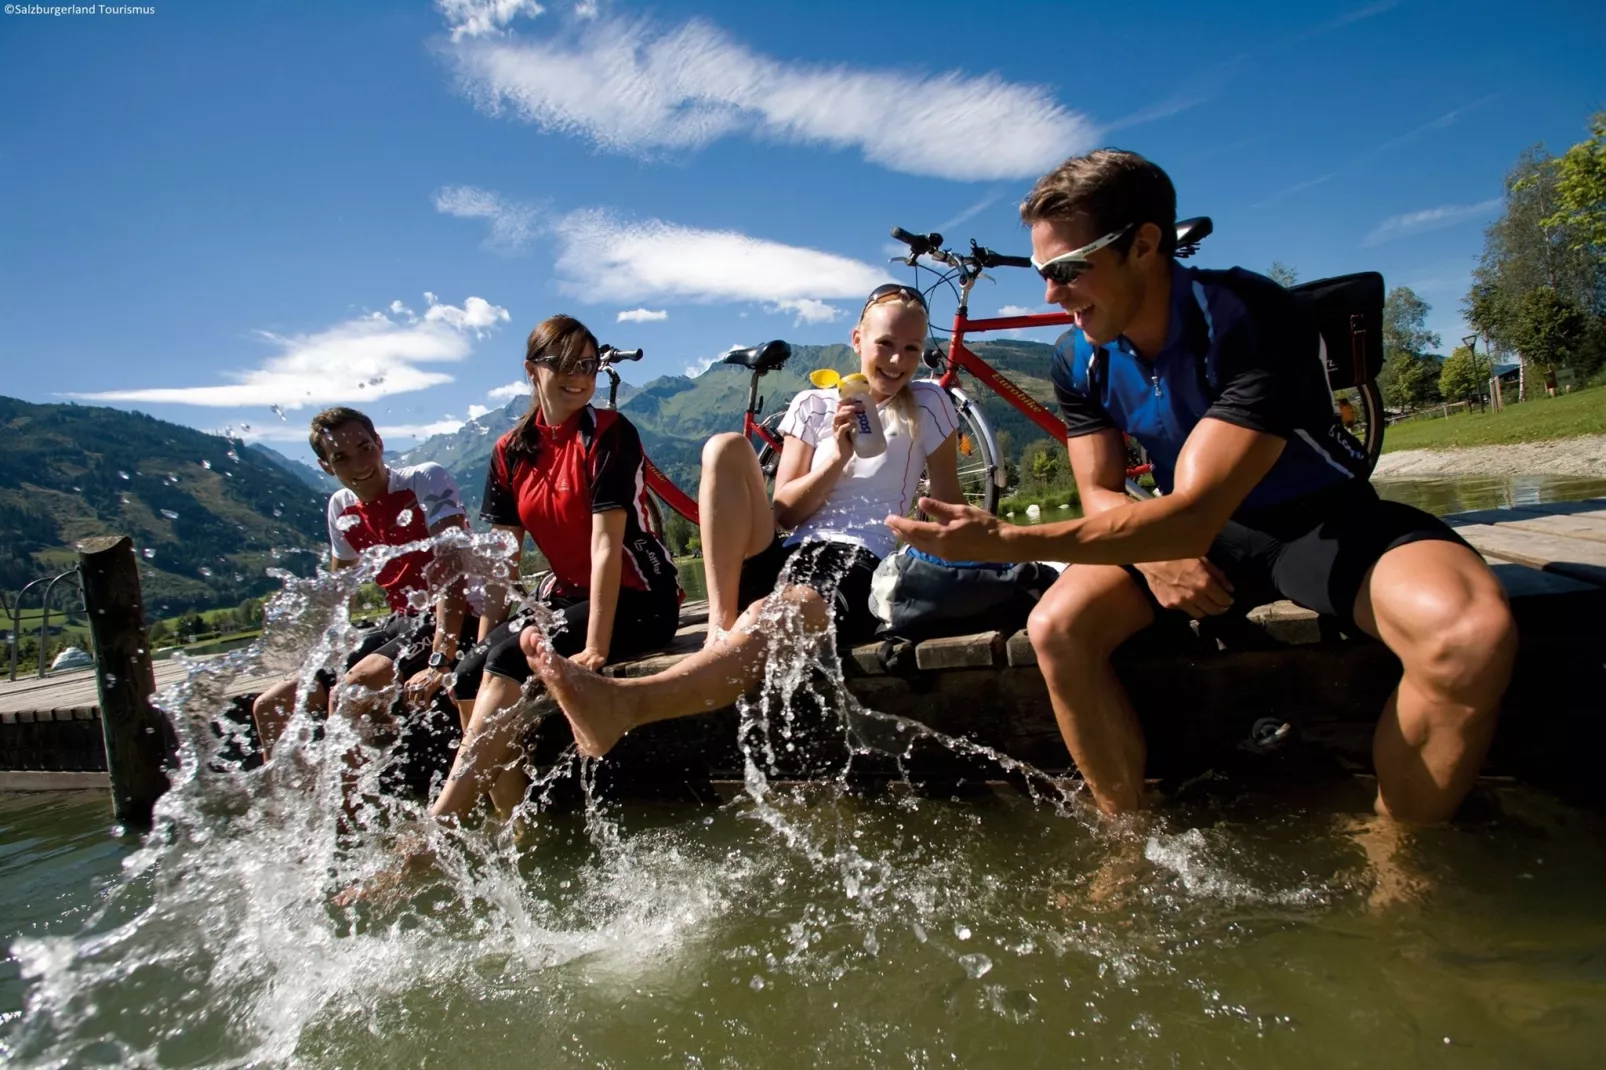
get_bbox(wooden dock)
[5,497,1606,800]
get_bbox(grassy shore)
[1382,385,1606,452]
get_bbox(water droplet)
[118,471,130,480]
[270,404,286,420]
[396,508,415,528]
[954,924,971,941]
[142,548,156,560]
[198,567,213,578]
[226,449,240,462]
[201,460,212,470]
[105,673,118,686]
[335,514,361,532]
[958,953,992,979]
[72,486,82,492]
[749,976,765,991]
[160,509,180,520]
[272,509,283,518]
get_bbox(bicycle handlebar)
[599,345,644,364]
[973,246,1032,270]
[890,226,943,257]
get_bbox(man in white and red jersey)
[250,406,479,759]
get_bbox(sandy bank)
[1374,434,1606,479]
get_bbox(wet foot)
[332,831,435,909]
[521,629,639,757]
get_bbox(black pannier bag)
[1288,271,1384,389]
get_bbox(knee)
[701,432,751,471]
[1027,590,1104,661]
[1405,594,1518,699]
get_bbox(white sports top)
[777,380,959,560]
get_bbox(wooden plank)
[914,631,1004,671]
[0,771,110,791]
[1447,522,1606,587]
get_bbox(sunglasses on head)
[531,354,601,377]
[859,283,929,318]
[1031,224,1133,286]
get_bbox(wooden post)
[76,535,168,827]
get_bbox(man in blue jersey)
[889,149,1516,825]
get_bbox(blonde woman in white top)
[522,285,965,756]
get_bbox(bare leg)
[527,584,831,757]
[698,433,776,636]
[335,652,400,743]
[1353,540,1517,824]
[430,671,537,820]
[1027,565,1156,815]
[252,676,329,759]
[454,697,475,735]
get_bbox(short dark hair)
[1020,149,1178,258]
[308,406,378,461]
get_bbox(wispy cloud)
[997,305,1038,317]
[1361,93,1501,159]
[71,295,510,410]
[937,191,1004,234]
[1363,198,1502,246]
[437,0,546,42]
[433,184,543,254]
[616,307,668,323]
[487,379,528,401]
[378,417,470,442]
[550,207,889,308]
[439,10,1096,181]
[1322,0,1400,32]
[1253,173,1334,208]
[685,344,745,379]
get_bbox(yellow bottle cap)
[809,369,841,388]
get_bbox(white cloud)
[487,379,529,401]
[551,207,889,307]
[442,11,1095,181]
[377,418,466,441]
[437,0,545,42]
[685,344,744,378]
[572,0,598,18]
[997,305,1037,317]
[70,294,510,410]
[466,403,493,421]
[770,299,840,325]
[1364,198,1502,246]
[616,307,668,323]
[434,184,544,254]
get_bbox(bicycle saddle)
[1174,216,1213,254]
[720,339,792,372]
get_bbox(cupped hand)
[1137,557,1234,619]
[884,497,1014,563]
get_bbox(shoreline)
[1374,434,1606,479]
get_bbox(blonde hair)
[856,292,927,440]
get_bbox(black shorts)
[1127,480,1471,633]
[314,611,481,692]
[737,536,882,647]
[451,584,682,700]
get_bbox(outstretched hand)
[885,498,1016,563]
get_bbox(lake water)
[4,479,1606,1068]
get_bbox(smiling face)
[526,343,599,426]
[316,421,387,501]
[850,300,927,401]
[1032,217,1159,347]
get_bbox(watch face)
[428,652,448,669]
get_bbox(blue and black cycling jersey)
[1050,261,1370,513]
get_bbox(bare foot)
[1343,814,1427,914]
[332,833,436,908]
[520,629,639,757]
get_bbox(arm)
[921,431,964,506]
[576,509,628,670]
[770,399,858,530]
[1065,430,1132,518]
[426,514,470,663]
[891,418,1285,564]
[477,524,524,641]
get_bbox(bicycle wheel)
[1333,381,1384,475]
[947,392,1000,514]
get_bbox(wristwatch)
[426,651,456,670]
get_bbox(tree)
[1378,287,1443,411]
[1267,262,1299,288]
[1438,346,1485,403]
[1507,288,1589,375]
[1543,110,1606,253]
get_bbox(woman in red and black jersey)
[432,314,679,819]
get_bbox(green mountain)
[248,442,336,493]
[0,397,326,616]
[400,339,1064,514]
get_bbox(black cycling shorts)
[1127,479,1471,633]
[737,536,882,647]
[314,611,480,692]
[451,584,682,701]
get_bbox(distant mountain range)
[401,339,1063,513]
[0,397,325,615]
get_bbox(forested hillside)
[0,397,325,614]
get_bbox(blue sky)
[3,0,1602,461]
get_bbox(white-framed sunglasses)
[1030,224,1133,285]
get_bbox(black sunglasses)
[1031,225,1133,286]
[531,354,601,377]
[860,283,929,318]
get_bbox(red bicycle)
[886,216,1385,512]
[597,341,794,530]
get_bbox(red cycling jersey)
[326,463,469,614]
[481,406,677,599]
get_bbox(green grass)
[1381,385,1606,452]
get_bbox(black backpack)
[1288,272,1385,389]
